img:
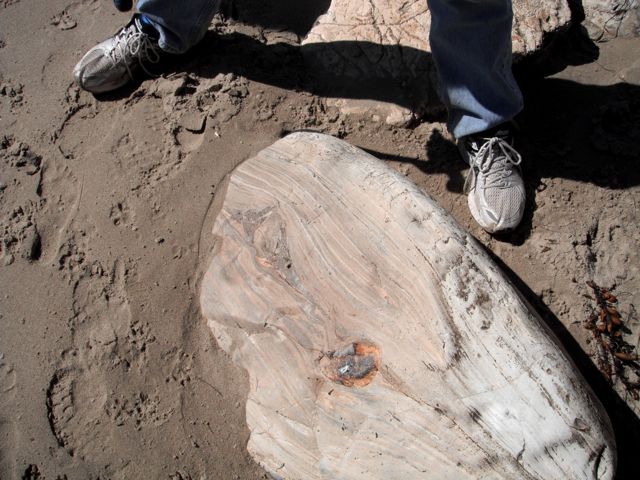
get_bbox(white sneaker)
[73,16,162,94]
[459,127,525,233]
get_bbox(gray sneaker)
[459,127,525,233]
[73,16,162,93]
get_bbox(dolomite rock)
[200,132,617,480]
[303,0,571,56]
[582,0,640,40]
[512,0,573,52]
[301,0,571,120]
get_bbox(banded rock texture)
[582,0,640,40]
[301,0,571,120]
[200,132,616,479]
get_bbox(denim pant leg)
[137,0,221,54]
[427,0,523,139]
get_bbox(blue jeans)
[427,0,523,138]
[138,0,523,139]
[138,0,221,54]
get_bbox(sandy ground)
[1,1,639,479]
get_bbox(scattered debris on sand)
[585,281,640,400]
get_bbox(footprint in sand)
[0,356,17,478]
[175,108,207,155]
[109,200,137,230]
[47,260,159,468]
[46,367,79,453]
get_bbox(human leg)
[137,0,221,54]
[428,0,522,139]
[427,0,525,232]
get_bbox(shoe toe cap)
[469,186,525,233]
[73,47,129,93]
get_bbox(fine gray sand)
[1,1,639,479]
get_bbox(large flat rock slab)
[200,132,616,479]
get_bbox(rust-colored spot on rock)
[320,342,380,387]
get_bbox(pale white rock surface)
[582,0,640,40]
[303,0,572,57]
[200,132,616,480]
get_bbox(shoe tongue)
[135,14,160,40]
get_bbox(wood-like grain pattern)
[200,132,616,479]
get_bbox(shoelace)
[109,25,161,79]
[470,136,522,189]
